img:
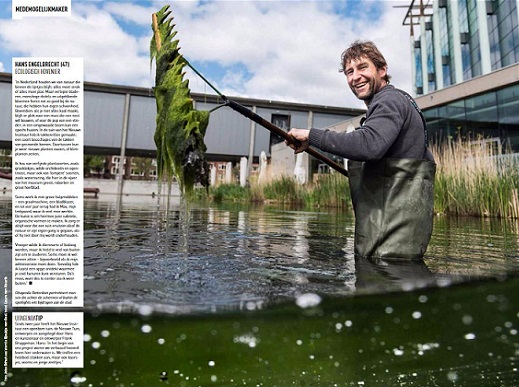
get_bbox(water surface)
[1,196,518,386]
[77,197,519,313]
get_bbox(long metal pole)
[225,100,349,177]
[183,60,349,177]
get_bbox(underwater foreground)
[1,197,518,386]
[5,278,519,386]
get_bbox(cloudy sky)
[0,0,413,109]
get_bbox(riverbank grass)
[431,139,519,218]
[202,139,519,218]
[203,173,351,208]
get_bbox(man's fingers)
[285,138,297,150]
[285,133,309,154]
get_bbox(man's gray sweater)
[308,85,434,162]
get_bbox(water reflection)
[1,196,518,313]
[354,256,437,294]
[78,197,519,314]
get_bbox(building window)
[423,84,519,152]
[414,45,423,95]
[112,156,126,165]
[0,149,12,170]
[111,156,126,176]
[317,164,330,174]
[130,168,144,177]
[497,84,519,151]
[270,114,291,146]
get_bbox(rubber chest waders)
[348,89,436,260]
[348,158,436,260]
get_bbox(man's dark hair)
[340,40,391,83]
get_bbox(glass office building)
[404,0,518,94]
[403,0,519,150]
[422,82,519,150]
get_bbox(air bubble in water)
[295,293,322,308]
[159,371,168,382]
[462,315,473,325]
[139,305,154,316]
[393,348,404,356]
[447,371,458,381]
[70,371,87,385]
[233,334,258,348]
[464,333,476,340]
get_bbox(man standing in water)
[288,40,436,261]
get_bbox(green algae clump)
[151,5,210,197]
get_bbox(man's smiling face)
[345,56,387,104]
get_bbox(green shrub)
[210,184,250,203]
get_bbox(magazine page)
[2,0,519,386]
[6,0,85,377]
[10,0,84,372]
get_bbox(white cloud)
[0,62,4,72]
[0,2,151,87]
[102,1,155,26]
[0,0,414,108]
[165,0,413,108]
[221,69,248,94]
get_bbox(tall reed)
[207,183,250,203]
[261,176,306,204]
[430,138,519,218]
[202,141,519,218]
[204,174,351,208]
[306,173,351,208]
